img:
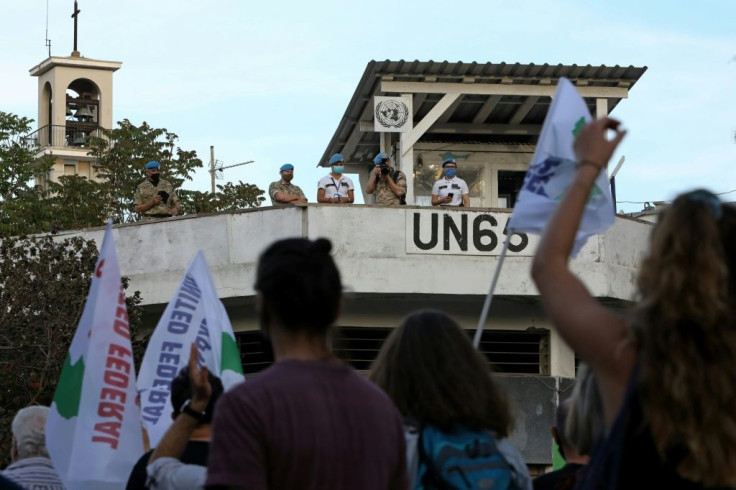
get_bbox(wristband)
[180,400,206,421]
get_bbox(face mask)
[444,168,457,178]
[332,166,344,175]
[150,173,160,185]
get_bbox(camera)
[378,159,390,175]
[157,190,170,204]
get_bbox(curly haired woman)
[532,117,736,488]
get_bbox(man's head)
[146,160,161,184]
[170,366,224,427]
[254,238,341,338]
[279,163,295,182]
[442,158,457,179]
[328,153,344,175]
[11,406,50,462]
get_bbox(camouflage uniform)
[373,171,407,206]
[269,180,306,205]
[134,179,179,219]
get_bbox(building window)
[235,327,550,376]
[497,170,526,208]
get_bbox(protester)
[128,364,224,489]
[206,237,407,489]
[147,343,211,490]
[134,160,180,219]
[431,157,470,207]
[370,310,531,490]
[532,117,736,488]
[317,153,355,204]
[365,151,407,205]
[564,363,604,459]
[268,163,308,205]
[1,406,66,490]
[534,363,601,490]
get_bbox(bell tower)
[28,1,122,187]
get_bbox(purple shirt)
[206,360,408,490]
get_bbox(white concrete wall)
[55,205,651,307]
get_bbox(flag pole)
[473,235,511,348]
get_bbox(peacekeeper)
[364,152,406,206]
[268,163,308,205]
[431,157,470,207]
[317,153,355,204]
[134,161,180,219]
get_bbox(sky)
[2,0,735,212]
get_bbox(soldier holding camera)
[134,160,180,219]
[365,152,407,206]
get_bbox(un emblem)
[375,99,409,129]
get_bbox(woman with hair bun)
[206,238,408,490]
[532,117,736,488]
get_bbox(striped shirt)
[2,457,66,490]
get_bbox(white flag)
[507,77,615,256]
[137,250,245,447]
[46,220,144,490]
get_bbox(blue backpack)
[416,425,516,490]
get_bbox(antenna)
[45,0,51,57]
[208,146,255,195]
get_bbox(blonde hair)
[565,363,604,455]
[632,191,736,486]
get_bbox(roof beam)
[472,94,502,124]
[509,96,539,125]
[437,95,465,123]
[412,93,428,116]
[381,81,628,98]
[359,121,541,135]
[401,93,460,156]
[339,101,377,162]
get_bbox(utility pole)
[208,145,255,197]
[210,145,216,194]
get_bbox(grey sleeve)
[147,458,206,490]
[496,438,533,490]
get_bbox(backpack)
[416,425,516,490]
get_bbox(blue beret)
[373,152,389,165]
[442,158,457,168]
[146,161,160,170]
[280,163,294,171]
[328,153,344,165]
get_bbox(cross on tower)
[71,0,81,56]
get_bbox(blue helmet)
[328,153,344,165]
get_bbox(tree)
[0,112,54,236]
[88,119,203,224]
[0,234,145,468]
[0,113,266,236]
[179,181,266,215]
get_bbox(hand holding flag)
[507,77,618,256]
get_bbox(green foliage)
[0,112,55,236]
[178,181,266,215]
[0,234,144,467]
[88,119,203,224]
[0,112,265,235]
